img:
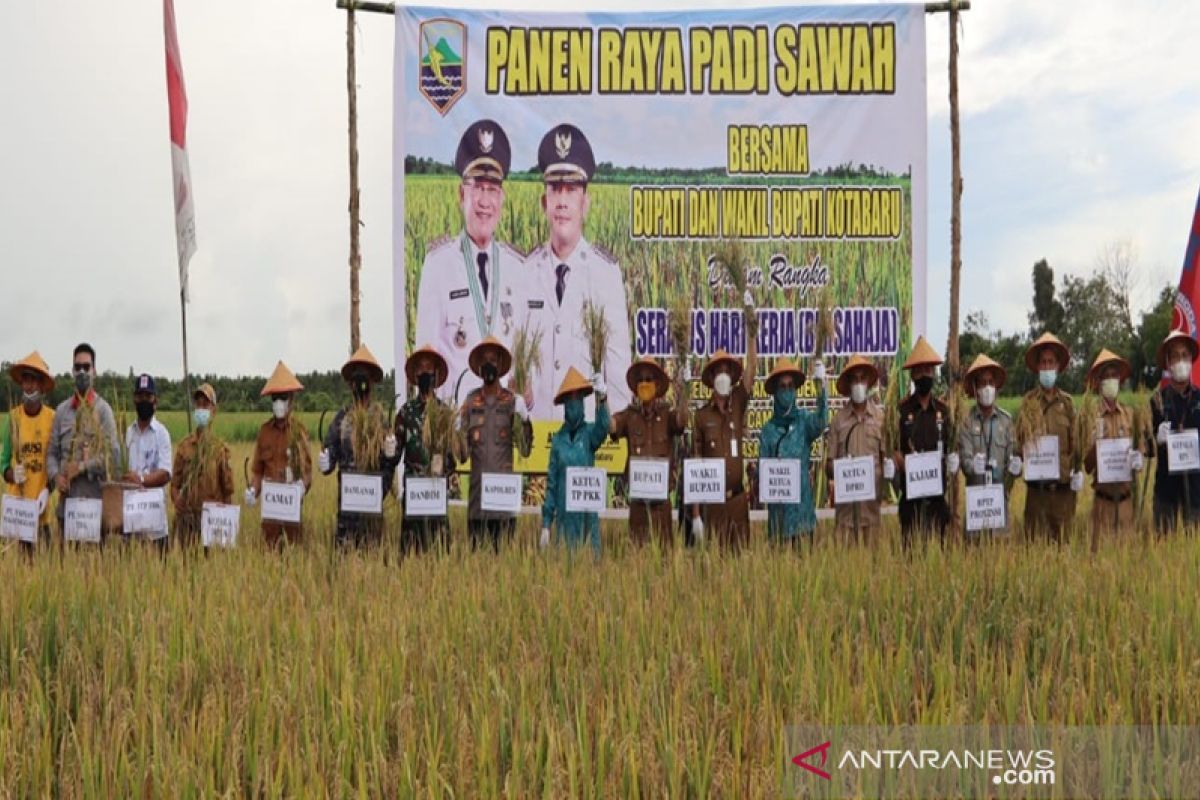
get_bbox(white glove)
[1158,421,1172,445]
[540,527,550,548]
[743,289,754,308]
[1008,455,1023,476]
[812,361,826,383]
[36,487,49,515]
[318,449,331,473]
[591,373,607,399]
[1130,450,1145,472]
[972,453,987,476]
[1070,470,1085,492]
[12,463,26,485]
[946,452,960,475]
[692,516,705,543]
[883,458,896,481]
[384,434,397,459]
[244,487,257,507]
[514,395,529,421]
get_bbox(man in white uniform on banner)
[415,119,529,407]
[525,123,632,420]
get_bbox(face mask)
[272,398,289,419]
[22,389,41,404]
[773,387,797,417]
[74,371,92,394]
[1172,360,1192,383]
[135,400,155,421]
[1100,378,1120,400]
[352,379,370,399]
[976,386,996,407]
[914,375,934,396]
[564,396,584,428]
[713,373,733,397]
[417,372,434,393]
[193,408,212,429]
[1039,369,1057,390]
[850,383,868,404]
[636,381,657,405]
[482,363,499,385]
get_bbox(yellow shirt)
[3,405,55,524]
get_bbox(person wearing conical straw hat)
[395,344,455,554]
[246,361,313,548]
[827,355,889,544]
[456,336,533,552]
[759,356,828,545]
[1016,331,1082,542]
[540,367,610,557]
[1082,349,1145,545]
[1150,329,1200,533]
[170,383,234,549]
[608,357,688,548]
[893,336,954,549]
[957,353,1019,537]
[690,302,759,551]
[2,351,56,550]
[318,345,401,550]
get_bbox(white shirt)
[124,418,172,538]
[525,236,632,420]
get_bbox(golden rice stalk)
[668,291,692,371]
[712,239,747,298]
[177,427,220,505]
[812,283,836,360]
[1131,390,1153,519]
[421,398,459,471]
[349,402,388,472]
[582,299,610,376]
[69,399,114,481]
[1073,390,1097,471]
[1014,394,1046,453]
[510,324,543,400]
[881,358,903,456]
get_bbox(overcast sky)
[2,0,1197,378]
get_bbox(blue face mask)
[564,396,584,429]
[773,387,797,418]
[1039,369,1057,390]
[193,408,212,429]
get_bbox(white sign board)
[965,483,1007,532]
[833,456,876,505]
[628,458,670,501]
[1,495,39,543]
[201,502,240,548]
[64,498,103,543]
[1023,435,1061,482]
[565,467,606,513]
[1095,437,1133,484]
[683,458,725,504]
[1167,430,1200,474]
[758,458,802,504]
[405,477,448,517]
[904,450,944,500]
[480,472,522,514]
[261,480,303,524]
[340,472,384,515]
[123,488,167,536]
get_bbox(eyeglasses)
[72,363,92,373]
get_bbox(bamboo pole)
[945,0,963,388]
[347,7,362,353]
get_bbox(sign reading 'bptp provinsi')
[394,5,927,474]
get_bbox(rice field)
[2,439,1199,796]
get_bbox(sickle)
[318,409,330,445]
[243,457,250,487]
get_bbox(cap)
[134,374,157,395]
[455,119,511,182]
[538,123,595,185]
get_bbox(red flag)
[165,0,196,299]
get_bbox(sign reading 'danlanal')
[340,472,384,515]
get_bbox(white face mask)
[976,385,996,407]
[713,373,733,397]
[272,398,290,419]
[850,383,868,404]
[1172,360,1192,383]
[1100,377,1120,400]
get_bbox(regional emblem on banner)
[418,18,466,115]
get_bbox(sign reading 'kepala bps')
[394,4,926,469]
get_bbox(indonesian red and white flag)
[164,0,196,300]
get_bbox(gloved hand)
[384,434,398,459]
[244,487,257,507]
[1070,470,1085,492]
[540,527,550,548]
[1130,450,1145,472]
[692,516,705,543]
[591,372,607,400]
[1158,421,1172,445]
[514,395,530,421]
[946,452,960,475]
[12,463,26,485]
[1008,455,1023,476]
[883,457,896,481]
[972,453,987,476]
[36,487,49,515]
[812,360,826,384]
[318,449,331,473]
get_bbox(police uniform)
[414,119,532,405]
[524,124,632,420]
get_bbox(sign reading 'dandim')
[405,477,448,517]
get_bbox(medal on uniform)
[454,318,467,349]
[459,232,501,338]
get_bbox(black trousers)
[899,497,950,549]
[468,518,515,553]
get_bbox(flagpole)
[181,286,193,432]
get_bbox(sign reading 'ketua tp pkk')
[683,458,726,504]
[261,480,303,524]
[565,467,606,513]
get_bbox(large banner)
[394,4,926,474]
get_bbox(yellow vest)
[5,405,55,523]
